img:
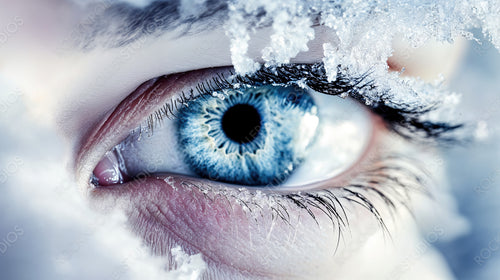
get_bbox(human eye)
[76,61,460,278]
[90,65,374,188]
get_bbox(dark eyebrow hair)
[74,0,228,50]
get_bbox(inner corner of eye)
[92,82,374,189]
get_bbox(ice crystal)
[225,0,500,80]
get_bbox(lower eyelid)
[90,175,339,276]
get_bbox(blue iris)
[176,85,318,186]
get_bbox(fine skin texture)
[0,0,468,279]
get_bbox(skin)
[0,0,467,279]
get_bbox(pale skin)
[0,0,466,279]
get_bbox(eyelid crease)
[144,63,463,144]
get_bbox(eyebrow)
[74,0,228,50]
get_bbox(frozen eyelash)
[239,63,464,143]
[175,152,430,250]
[146,63,463,143]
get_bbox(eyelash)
[175,151,428,248]
[144,62,462,143]
[118,63,459,244]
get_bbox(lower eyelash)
[176,151,430,251]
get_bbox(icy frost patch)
[169,246,207,280]
[225,0,500,78]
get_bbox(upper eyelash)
[145,63,463,143]
[145,72,233,132]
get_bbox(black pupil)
[221,104,261,144]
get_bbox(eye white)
[114,123,195,178]
[283,89,372,187]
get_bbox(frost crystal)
[169,246,207,280]
[164,176,175,186]
[225,3,261,74]
[225,0,500,78]
[260,3,315,66]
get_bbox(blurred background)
[436,32,500,279]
